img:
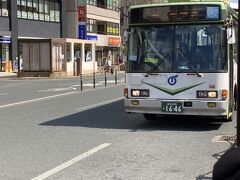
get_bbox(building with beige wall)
[66,0,121,74]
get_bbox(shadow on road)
[40,100,223,131]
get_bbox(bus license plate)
[162,102,182,113]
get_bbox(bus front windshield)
[127,24,227,73]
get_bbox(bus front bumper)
[124,98,228,117]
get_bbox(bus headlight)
[131,89,149,97]
[197,91,218,98]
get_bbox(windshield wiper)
[177,50,203,77]
[144,61,162,77]
[144,39,167,77]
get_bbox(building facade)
[0,0,66,75]
[68,0,121,69]
[0,0,120,76]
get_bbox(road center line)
[75,97,124,112]
[31,143,111,180]
[0,92,77,109]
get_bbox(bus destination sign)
[130,5,221,23]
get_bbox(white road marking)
[75,97,124,111]
[81,83,102,87]
[0,92,77,109]
[60,82,80,86]
[31,143,111,180]
[71,78,125,87]
[0,93,8,96]
[37,87,77,92]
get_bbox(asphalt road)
[0,76,237,180]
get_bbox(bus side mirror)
[227,26,236,44]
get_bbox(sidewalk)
[0,71,125,80]
[0,72,17,79]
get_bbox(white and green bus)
[124,0,238,121]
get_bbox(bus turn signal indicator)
[221,89,228,100]
[124,88,128,98]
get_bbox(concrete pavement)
[0,72,17,78]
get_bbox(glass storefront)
[0,43,10,72]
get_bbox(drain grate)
[212,135,236,143]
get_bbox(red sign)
[108,37,121,45]
[78,6,86,21]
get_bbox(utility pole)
[237,0,240,146]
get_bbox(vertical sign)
[78,21,86,39]
[78,6,86,21]
[78,6,86,39]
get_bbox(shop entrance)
[0,43,10,72]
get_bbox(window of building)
[97,23,105,34]
[78,0,86,6]
[107,0,112,9]
[27,0,33,19]
[54,0,60,22]
[87,0,96,6]
[39,0,44,20]
[97,0,106,8]
[44,0,50,21]
[112,0,118,11]
[87,18,97,33]
[33,0,39,20]
[17,0,60,22]
[50,0,55,21]
[0,0,8,16]
[86,0,119,11]
[107,22,119,36]
[17,0,21,18]
[21,0,27,19]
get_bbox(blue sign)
[87,35,98,41]
[78,24,86,39]
[0,38,11,43]
[168,75,178,86]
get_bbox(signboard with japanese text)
[78,22,86,39]
[78,6,86,21]
[108,37,121,46]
